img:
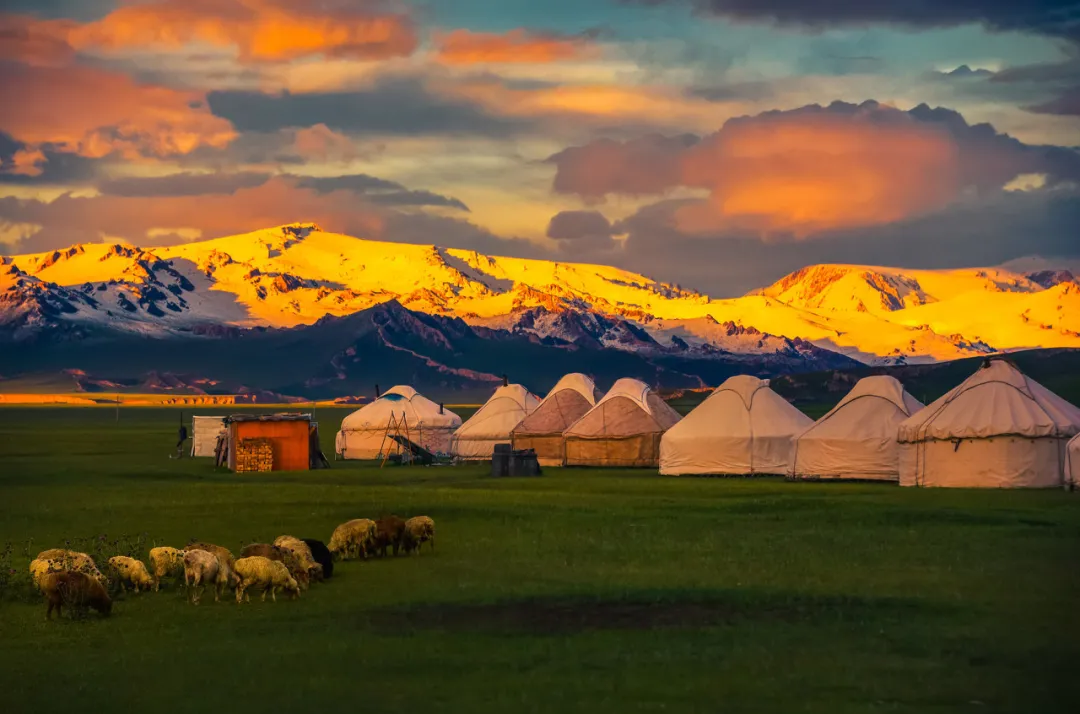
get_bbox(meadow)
[0,406,1078,714]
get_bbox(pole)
[115,394,119,422]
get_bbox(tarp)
[564,378,682,467]
[660,375,812,475]
[897,359,1080,488]
[336,386,461,459]
[191,416,227,457]
[452,383,540,460]
[512,373,597,466]
[1067,433,1080,489]
[789,376,924,481]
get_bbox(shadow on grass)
[364,589,946,636]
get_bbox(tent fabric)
[335,385,461,459]
[789,376,924,481]
[897,359,1080,488]
[452,383,540,460]
[660,375,813,476]
[1067,434,1080,489]
[191,416,227,457]
[512,373,597,466]
[564,378,681,467]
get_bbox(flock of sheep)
[29,515,436,619]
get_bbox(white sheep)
[328,519,377,560]
[273,535,322,582]
[403,516,436,555]
[183,549,224,605]
[108,556,154,593]
[148,547,186,591]
[34,549,108,587]
[234,556,300,603]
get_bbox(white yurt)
[335,386,461,459]
[511,373,597,466]
[563,378,682,468]
[451,383,540,460]
[191,416,227,457]
[1067,434,1080,490]
[660,375,812,476]
[897,359,1080,488]
[789,376,924,482]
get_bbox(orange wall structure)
[228,420,310,471]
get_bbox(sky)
[0,0,1078,296]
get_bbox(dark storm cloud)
[97,172,272,197]
[1027,86,1080,115]
[632,1,1080,42]
[207,76,529,137]
[0,133,103,185]
[546,210,620,253]
[292,174,470,210]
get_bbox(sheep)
[41,571,112,620]
[107,556,154,593]
[233,556,300,603]
[301,539,333,579]
[240,543,311,591]
[34,549,107,587]
[374,516,406,557]
[29,558,65,589]
[328,519,377,561]
[402,516,436,555]
[184,541,236,570]
[182,549,236,604]
[148,547,186,591]
[273,536,323,583]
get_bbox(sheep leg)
[261,585,268,602]
[271,585,277,603]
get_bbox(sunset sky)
[1,0,1078,295]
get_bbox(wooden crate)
[234,437,274,472]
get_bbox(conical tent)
[335,386,461,459]
[660,375,812,476]
[897,359,1080,488]
[1067,434,1080,490]
[451,384,540,460]
[790,376,924,481]
[564,378,681,467]
[512,373,597,466]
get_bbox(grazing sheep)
[184,541,236,570]
[29,558,65,589]
[240,543,311,591]
[183,549,228,605]
[148,547,186,591]
[402,516,436,555]
[301,539,333,579]
[41,571,112,620]
[273,536,323,583]
[34,549,107,587]
[107,556,154,593]
[233,556,300,603]
[328,519,377,561]
[374,516,407,557]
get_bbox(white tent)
[897,359,1080,488]
[790,376,924,482]
[563,378,682,468]
[451,383,540,460]
[511,373,597,466]
[335,386,461,459]
[1067,434,1080,490]
[191,416,227,457]
[660,375,812,476]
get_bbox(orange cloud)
[0,15,76,66]
[0,63,235,159]
[4,0,416,64]
[435,29,595,64]
[291,124,361,163]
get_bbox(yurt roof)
[823,376,924,419]
[544,373,597,405]
[565,378,681,437]
[340,385,460,431]
[513,374,597,436]
[454,383,540,439]
[673,374,811,437]
[795,376,923,441]
[897,359,1080,442]
[595,378,655,413]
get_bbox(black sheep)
[301,538,333,579]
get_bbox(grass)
[0,407,1078,713]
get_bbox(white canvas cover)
[451,383,540,460]
[790,376,924,481]
[563,378,682,467]
[191,416,227,457]
[335,385,461,459]
[897,359,1080,488]
[511,373,597,466]
[1067,434,1080,490]
[660,375,813,475]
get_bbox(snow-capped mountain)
[3,223,1078,365]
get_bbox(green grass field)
[1,407,1078,714]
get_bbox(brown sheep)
[402,516,436,555]
[239,543,310,590]
[41,571,112,620]
[273,536,323,583]
[374,516,406,557]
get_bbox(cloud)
[434,28,597,65]
[97,171,272,197]
[293,174,470,210]
[1027,86,1080,116]
[633,1,1080,43]
[290,124,361,163]
[550,100,1080,233]
[13,0,418,63]
[207,76,529,137]
[0,61,236,160]
[546,210,620,252]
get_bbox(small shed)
[225,413,313,472]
